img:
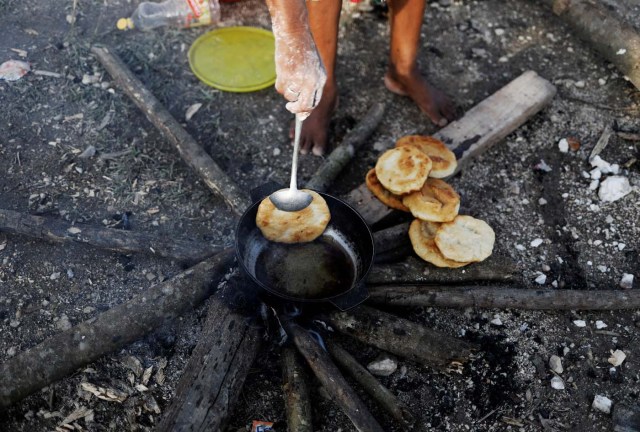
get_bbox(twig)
[590,123,613,162]
[0,208,223,264]
[286,321,385,432]
[326,340,415,427]
[91,45,251,215]
[367,285,640,310]
[0,249,235,409]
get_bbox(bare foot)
[384,67,456,127]
[289,86,338,156]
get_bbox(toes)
[299,136,312,155]
[312,142,326,156]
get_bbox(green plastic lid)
[188,26,276,93]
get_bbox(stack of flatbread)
[366,135,495,267]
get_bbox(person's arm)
[265,0,326,119]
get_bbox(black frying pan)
[235,183,374,311]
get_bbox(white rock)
[273,147,281,156]
[599,176,632,202]
[539,198,548,205]
[592,395,613,414]
[50,272,61,280]
[515,244,525,251]
[490,316,503,326]
[531,238,543,248]
[605,215,614,223]
[56,314,72,331]
[573,320,586,327]
[620,273,634,289]
[367,354,398,377]
[618,243,626,251]
[574,80,586,88]
[608,349,626,367]
[597,265,608,273]
[535,274,547,285]
[595,320,607,329]
[616,48,627,55]
[551,376,565,390]
[589,180,600,190]
[558,138,569,153]
[542,264,551,272]
[495,28,505,36]
[549,355,563,374]
[6,347,16,357]
[590,168,602,180]
[185,103,202,121]
[598,78,607,86]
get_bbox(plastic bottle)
[117,0,220,31]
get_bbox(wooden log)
[0,208,222,263]
[324,306,477,370]
[373,222,410,255]
[0,249,235,409]
[157,275,262,431]
[345,70,557,226]
[285,321,385,432]
[368,285,640,310]
[91,45,251,216]
[366,255,518,285]
[326,340,415,427]
[543,0,640,91]
[282,346,313,432]
[306,102,386,192]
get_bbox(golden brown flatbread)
[396,135,457,178]
[408,219,470,268]
[434,215,495,262]
[256,190,330,243]
[402,178,460,222]
[365,169,410,212]
[374,146,432,195]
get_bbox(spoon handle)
[290,114,303,191]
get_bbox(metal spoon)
[269,114,313,212]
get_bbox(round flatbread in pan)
[374,146,432,195]
[396,135,457,178]
[256,190,330,243]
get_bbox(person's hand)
[273,30,326,120]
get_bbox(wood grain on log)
[0,249,235,409]
[345,71,557,226]
[282,346,313,432]
[368,285,640,310]
[0,208,222,263]
[306,103,386,192]
[286,321,385,432]
[157,276,261,432]
[326,340,415,426]
[324,306,477,370]
[91,45,251,215]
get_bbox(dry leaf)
[142,366,153,386]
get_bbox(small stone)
[618,243,626,251]
[595,320,607,329]
[56,314,72,331]
[542,264,551,272]
[592,395,613,414]
[590,168,602,180]
[598,78,607,86]
[574,80,586,88]
[551,376,565,390]
[494,28,505,36]
[145,273,156,281]
[549,355,563,374]
[67,269,74,279]
[608,350,626,366]
[50,272,61,280]
[573,320,586,327]
[272,148,281,156]
[83,306,95,314]
[515,244,525,251]
[620,273,634,289]
[558,138,569,153]
[6,347,16,357]
[367,354,398,377]
[599,176,632,202]
[616,48,627,55]
[597,265,608,273]
[539,198,548,205]
[490,315,503,326]
[9,320,20,328]
[535,274,547,285]
[534,159,552,172]
[530,238,543,248]
[438,0,452,6]
[605,215,614,224]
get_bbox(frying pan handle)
[329,282,369,311]
[250,182,285,203]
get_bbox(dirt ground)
[1,0,639,430]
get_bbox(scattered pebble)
[551,376,565,390]
[185,103,202,121]
[592,395,613,414]
[9,320,20,328]
[558,138,569,153]
[591,156,620,175]
[620,273,634,289]
[273,147,281,156]
[490,316,503,326]
[6,347,16,357]
[56,314,72,331]
[78,145,96,159]
[598,176,632,202]
[530,238,543,248]
[573,320,586,327]
[50,272,61,280]
[616,48,627,55]
[534,159,552,172]
[67,269,74,279]
[595,320,607,329]
[494,28,505,36]
[542,264,551,272]
[549,355,563,374]
[515,244,525,251]
[367,354,398,377]
[538,198,547,205]
[597,265,608,273]
[574,80,585,88]
[535,274,547,285]
[608,350,626,367]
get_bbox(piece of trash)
[78,145,96,159]
[0,59,30,81]
[549,355,563,374]
[620,273,634,289]
[598,176,632,202]
[534,159,552,172]
[185,103,202,121]
[593,395,613,414]
[608,349,626,367]
[367,353,398,376]
[573,320,586,327]
[251,420,274,432]
[551,376,565,390]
